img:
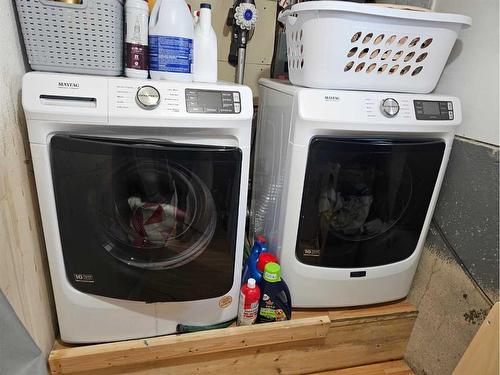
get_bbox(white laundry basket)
[278,1,471,93]
[15,0,123,76]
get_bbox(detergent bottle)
[257,235,268,254]
[193,3,217,82]
[124,0,149,78]
[237,278,260,326]
[257,262,292,323]
[257,252,278,276]
[149,0,194,81]
[241,236,267,284]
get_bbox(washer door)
[295,137,445,268]
[50,135,242,302]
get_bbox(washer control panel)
[136,86,161,110]
[111,82,247,115]
[414,100,454,120]
[380,98,400,118]
[185,89,241,114]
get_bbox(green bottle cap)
[263,262,281,283]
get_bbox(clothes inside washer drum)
[128,197,187,247]
[103,161,217,270]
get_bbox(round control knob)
[136,86,160,110]
[380,98,400,118]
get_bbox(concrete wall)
[433,139,499,302]
[0,0,56,359]
[405,0,499,374]
[406,223,494,375]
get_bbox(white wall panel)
[433,0,499,145]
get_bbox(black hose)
[176,319,236,333]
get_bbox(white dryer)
[251,79,461,307]
[22,72,252,343]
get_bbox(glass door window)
[51,135,242,302]
[296,137,445,268]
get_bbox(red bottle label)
[125,43,148,71]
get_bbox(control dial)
[380,98,400,118]
[136,86,160,110]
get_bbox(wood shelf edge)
[293,299,417,322]
[49,315,330,375]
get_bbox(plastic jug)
[258,262,292,322]
[241,236,268,284]
[149,0,194,81]
[237,278,260,326]
[193,3,217,82]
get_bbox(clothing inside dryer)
[317,155,411,242]
[296,137,445,268]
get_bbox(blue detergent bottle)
[257,262,292,323]
[241,236,267,284]
[257,236,268,254]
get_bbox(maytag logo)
[58,82,80,89]
[324,95,340,102]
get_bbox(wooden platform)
[313,360,414,375]
[49,299,417,375]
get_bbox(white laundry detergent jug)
[193,3,217,83]
[149,0,194,81]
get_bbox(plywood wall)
[0,1,56,357]
[187,0,277,100]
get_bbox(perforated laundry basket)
[15,0,123,76]
[278,1,471,93]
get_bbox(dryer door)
[295,137,445,268]
[50,135,242,302]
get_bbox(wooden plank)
[67,310,416,374]
[293,299,417,323]
[0,6,56,357]
[311,360,414,375]
[453,303,499,375]
[49,315,330,375]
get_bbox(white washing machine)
[22,72,252,343]
[251,79,461,307]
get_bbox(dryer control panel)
[414,100,454,121]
